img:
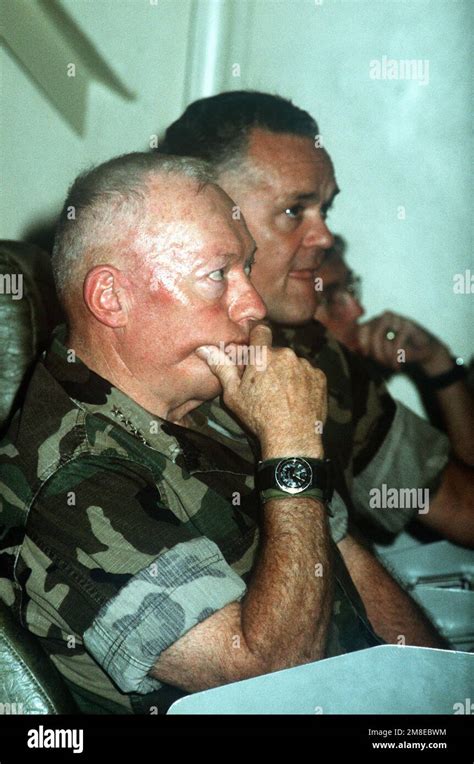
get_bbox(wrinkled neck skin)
[67,323,204,427]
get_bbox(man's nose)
[303,213,334,251]
[343,296,365,321]
[228,281,267,325]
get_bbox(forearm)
[420,460,474,547]
[433,381,474,466]
[149,330,336,692]
[421,352,474,466]
[416,347,474,545]
[242,495,333,668]
[337,533,447,649]
[150,496,333,691]
[244,436,334,666]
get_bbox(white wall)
[1,0,192,239]
[1,0,472,416]
[211,0,473,416]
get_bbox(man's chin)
[266,298,316,327]
[189,361,223,402]
[343,332,362,353]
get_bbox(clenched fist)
[197,324,326,458]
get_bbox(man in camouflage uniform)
[0,152,443,714]
[161,91,473,551]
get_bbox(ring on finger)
[385,328,398,342]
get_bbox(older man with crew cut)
[1,151,411,715]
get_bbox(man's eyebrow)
[221,243,258,261]
[279,186,341,205]
[193,244,257,272]
[224,244,257,263]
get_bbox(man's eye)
[208,269,225,282]
[285,205,304,219]
[321,206,331,220]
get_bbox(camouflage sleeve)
[342,347,397,476]
[83,536,246,694]
[351,402,450,534]
[25,455,247,695]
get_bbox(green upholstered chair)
[0,599,78,714]
[0,241,74,713]
[0,240,63,434]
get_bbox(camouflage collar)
[270,320,327,356]
[43,325,252,465]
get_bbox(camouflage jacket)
[271,322,451,540]
[0,327,381,714]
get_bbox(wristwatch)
[256,457,333,505]
[420,357,467,390]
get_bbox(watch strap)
[420,359,467,390]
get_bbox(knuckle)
[312,367,327,384]
[222,388,237,408]
[277,347,297,362]
[258,324,272,338]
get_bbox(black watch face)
[275,458,313,494]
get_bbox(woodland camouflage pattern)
[271,321,396,505]
[271,322,450,537]
[0,325,383,714]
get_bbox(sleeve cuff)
[328,490,349,544]
[351,401,450,534]
[83,537,247,694]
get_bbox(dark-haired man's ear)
[83,266,131,328]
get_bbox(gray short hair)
[51,152,214,302]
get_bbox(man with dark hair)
[162,91,318,172]
[161,91,473,551]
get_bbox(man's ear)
[83,265,131,328]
